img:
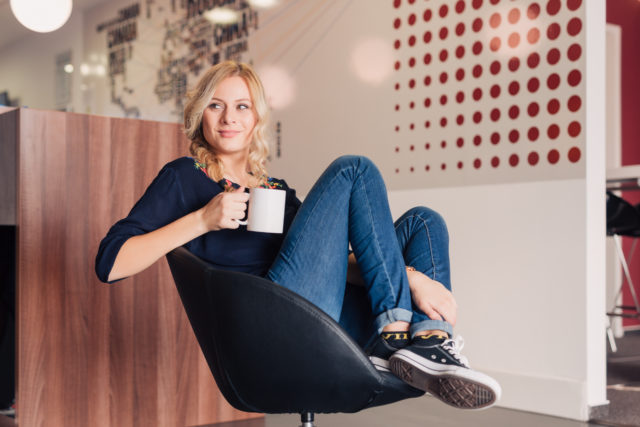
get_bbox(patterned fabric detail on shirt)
[193,158,285,191]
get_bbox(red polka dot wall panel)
[390,0,585,187]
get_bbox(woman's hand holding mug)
[200,187,249,231]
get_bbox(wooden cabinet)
[1,108,259,426]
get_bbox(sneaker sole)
[389,351,500,410]
[369,356,391,372]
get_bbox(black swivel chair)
[166,247,424,426]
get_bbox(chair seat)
[166,247,424,415]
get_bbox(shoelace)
[441,336,470,368]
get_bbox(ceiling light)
[203,7,239,24]
[10,0,73,33]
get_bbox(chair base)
[300,412,315,427]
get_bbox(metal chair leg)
[612,235,640,313]
[300,412,315,427]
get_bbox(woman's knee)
[328,155,379,178]
[401,206,449,234]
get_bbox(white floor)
[264,395,598,427]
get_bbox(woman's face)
[202,76,257,158]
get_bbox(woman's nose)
[222,108,236,124]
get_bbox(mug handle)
[234,219,248,225]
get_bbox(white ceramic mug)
[235,187,286,233]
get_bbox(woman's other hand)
[199,186,249,231]
[407,269,458,326]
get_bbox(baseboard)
[482,368,598,421]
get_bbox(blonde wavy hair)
[184,60,270,186]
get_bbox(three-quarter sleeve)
[95,165,187,283]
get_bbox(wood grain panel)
[13,108,261,426]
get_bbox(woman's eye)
[209,103,222,109]
[238,104,250,110]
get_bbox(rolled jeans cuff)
[410,319,453,338]
[374,308,413,335]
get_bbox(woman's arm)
[107,187,249,282]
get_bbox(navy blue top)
[95,156,302,283]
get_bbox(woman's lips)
[218,130,240,138]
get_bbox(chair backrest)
[607,191,640,236]
[166,247,387,414]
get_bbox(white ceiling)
[0,0,108,50]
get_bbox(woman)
[95,61,501,410]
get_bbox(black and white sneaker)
[367,332,409,372]
[389,335,501,410]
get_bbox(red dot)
[528,3,541,19]
[408,0,415,4]
[508,33,520,48]
[395,126,400,132]
[394,18,402,29]
[547,124,560,139]
[528,77,540,93]
[456,45,465,58]
[395,61,401,70]
[528,151,540,165]
[424,75,432,86]
[440,118,447,127]
[424,8,432,21]
[473,111,482,123]
[424,97,432,107]
[508,8,520,23]
[490,13,501,28]
[440,49,449,62]
[456,22,465,36]
[425,120,431,128]
[508,57,520,72]
[395,104,400,111]
[439,4,449,17]
[491,132,500,144]
[410,123,415,130]
[568,147,581,162]
[547,73,560,90]
[547,48,560,65]
[474,158,482,169]
[490,0,500,4]
[440,27,449,40]
[395,146,400,152]
[547,23,560,40]
[473,64,483,78]
[491,156,500,168]
[424,31,432,43]
[527,28,540,44]
[409,78,416,88]
[472,41,483,55]
[424,53,432,65]
[472,18,483,32]
[395,168,400,174]
[474,135,482,146]
[425,142,431,149]
[472,0,483,10]
[455,68,465,81]
[567,0,582,11]
[456,91,465,103]
[473,87,483,100]
[568,18,582,36]
[568,121,581,137]
[457,137,464,147]
[509,129,520,143]
[440,72,448,84]
[408,35,416,46]
[490,60,501,75]
[456,114,464,125]
[490,84,501,98]
[395,83,400,90]
[548,149,560,164]
[547,98,560,114]
[568,95,582,112]
[408,13,417,25]
[568,69,582,86]
[409,57,416,67]
[394,0,401,8]
[440,95,448,105]
[490,37,501,51]
[568,44,582,61]
[528,127,540,141]
[409,101,415,109]
[394,40,401,49]
[457,161,464,169]
[546,0,561,16]
[508,81,520,95]
[425,165,430,171]
[456,0,465,14]
[528,102,540,117]
[441,163,447,170]
[527,52,540,68]
[508,105,519,119]
[509,154,520,167]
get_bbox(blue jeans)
[266,156,453,349]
